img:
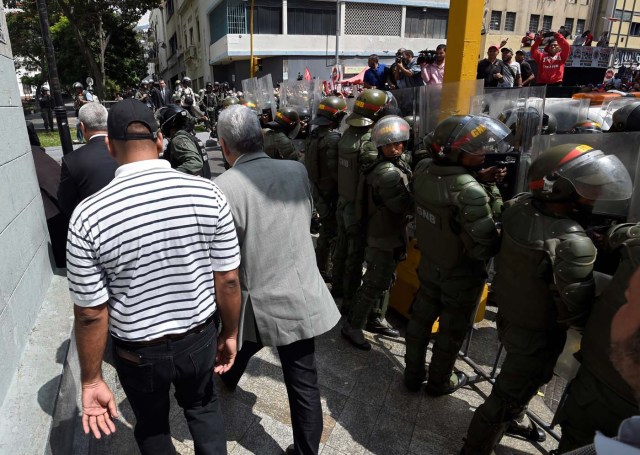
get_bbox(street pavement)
[44,138,560,455]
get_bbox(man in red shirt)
[530,32,570,86]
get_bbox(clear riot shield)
[390,87,420,149]
[598,97,640,131]
[417,80,484,138]
[257,74,276,119]
[544,98,590,133]
[469,86,546,199]
[529,132,640,221]
[240,77,260,111]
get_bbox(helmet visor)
[450,115,512,155]
[558,150,633,201]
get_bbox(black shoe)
[505,417,546,442]
[341,324,371,351]
[403,372,424,393]
[366,317,400,338]
[425,372,468,396]
[283,444,295,455]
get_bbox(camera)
[395,52,403,64]
[417,49,437,65]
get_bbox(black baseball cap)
[107,98,158,141]
[515,50,525,55]
[500,47,513,53]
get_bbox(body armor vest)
[364,157,412,249]
[337,126,372,201]
[494,194,595,330]
[413,163,489,270]
[264,130,296,160]
[304,126,340,191]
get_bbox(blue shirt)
[363,64,387,90]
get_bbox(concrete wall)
[0,0,53,407]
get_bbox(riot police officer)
[342,116,413,350]
[180,77,198,109]
[172,78,183,104]
[332,89,387,321]
[135,80,153,110]
[461,144,633,455]
[38,87,55,132]
[555,222,639,452]
[405,115,511,394]
[200,82,218,132]
[264,107,301,160]
[156,105,210,178]
[610,102,640,132]
[222,96,240,109]
[304,96,348,277]
[569,119,603,134]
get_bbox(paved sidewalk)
[87,303,558,455]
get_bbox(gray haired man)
[58,102,118,217]
[215,105,341,455]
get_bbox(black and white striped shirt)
[67,159,240,342]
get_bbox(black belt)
[114,313,216,347]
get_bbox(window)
[631,22,640,36]
[169,33,178,56]
[564,18,574,35]
[209,4,229,44]
[288,2,336,35]
[227,3,247,34]
[251,0,282,34]
[490,10,502,31]
[189,27,193,45]
[542,15,553,31]
[576,19,585,36]
[529,14,539,32]
[614,10,633,21]
[405,7,448,39]
[167,0,174,19]
[504,12,516,32]
[196,18,201,43]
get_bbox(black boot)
[425,371,468,396]
[366,317,400,337]
[505,415,546,442]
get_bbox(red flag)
[304,67,312,81]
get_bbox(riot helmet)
[430,114,512,164]
[156,105,193,136]
[181,76,192,86]
[140,79,149,87]
[569,120,603,134]
[345,89,388,127]
[611,102,640,132]
[310,96,348,126]
[267,107,301,138]
[372,115,411,151]
[222,96,240,109]
[240,94,259,112]
[73,82,83,90]
[205,82,213,90]
[528,144,632,203]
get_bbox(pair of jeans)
[221,336,323,455]
[111,319,226,455]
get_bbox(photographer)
[393,49,424,88]
[420,44,446,85]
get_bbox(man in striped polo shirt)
[67,98,241,455]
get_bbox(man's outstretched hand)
[81,379,118,439]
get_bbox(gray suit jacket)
[215,152,340,347]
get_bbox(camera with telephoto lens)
[395,51,403,64]
[417,49,437,65]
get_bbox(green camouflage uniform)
[304,125,341,273]
[264,129,299,160]
[462,194,597,455]
[556,223,640,453]
[164,130,204,176]
[405,159,502,391]
[348,153,413,329]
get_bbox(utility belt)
[112,312,217,348]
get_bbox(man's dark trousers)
[111,320,226,455]
[222,336,323,455]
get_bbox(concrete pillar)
[0,0,53,407]
[400,6,406,38]
[340,1,346,36]
[282,0,288,35]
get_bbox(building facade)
[593,0,640,67]
[150,0,450,89]
[481,0,597,55]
